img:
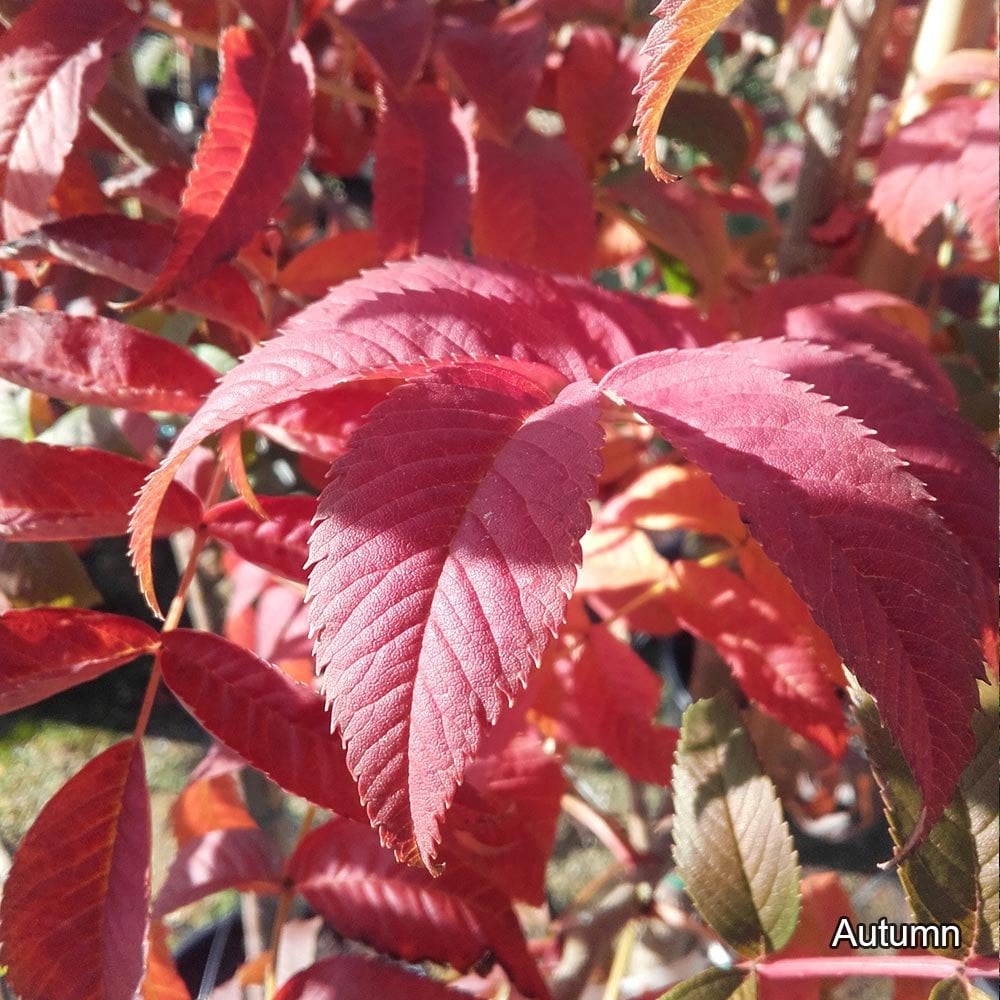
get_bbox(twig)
[776,0,897,277]
[601,919,638,1000]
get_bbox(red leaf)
[153,828,283,917]
[0,739,150,1000]
[473,130,596,275]
[735,335,999,673]
[286,817,549,999]
[737,336,997,594]
[334,0,432,92]
[633,0,742,180]
[533,612,678,783]
[752,302,958,410]
[130,257,692,610]
[870,96,999,255]
[601,345,983,828]
[278,230,381,299]
[135,29,313,305]
[0,0,144,239]
[556,27,639,169]
[0,309,218,413]
[102,163,187,219]
[439,732,564,906]
[0,214,265,339]
[252,379,399,461]
[0,440,202,542]
[205,495,317,583]
[159,629,366,822]
[274,954,474,1000]
[664,560,847,756]
[0,607,160,714]
[439,12,548,140]
[374,84,472,260]
[307,366,601,865]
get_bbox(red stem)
[749,954,998,981]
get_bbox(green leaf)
[0,541,100,608]
[853,680,998,957]
[672,693,800,957]
[659,967,756,999]
[929,977,992,1000]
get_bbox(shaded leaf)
[533,606,679,783]
[735,336,998,670]
[374,84,471,260]
[135,29,313,305]
[665,561,847,757]
[273,953,474,1000]
[0,440,202,541]
[205,494,316,584]
[287,817,549,999]
[660,968,756,1000]
[673,693,800,956]
[439,731,564,906]
[871,96,999,255]
[601,344,983,830]
[473,130,595,275]
[0,540,100,609]
[853,682,998,957]
[556,27,639,170]
[0,309,218,413]
[0,739,150,1000]
[153,828,283,917]
[0,214,264,339]
[307,367,601,866]
[928,980,992,1000]
[159,629,366,821]
[0,0,144,239]
[599,167,729,302]
[0,607,159,714]
[334,0,432,93]
[658,86,754,180]
[439,12,548,140]
[633,0,743,180]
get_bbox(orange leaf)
[143,920,191,1000]
[170,772,257,849]
[278,229,380,299]
[633,0,743,181]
